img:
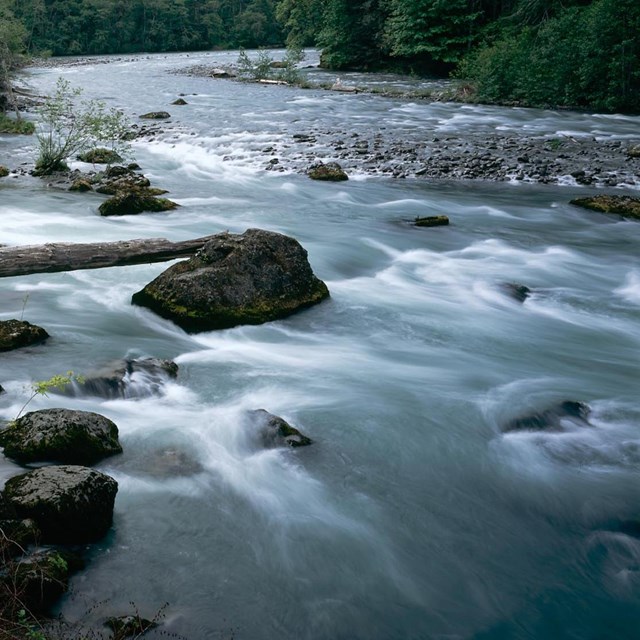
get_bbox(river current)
[1,50,640,640]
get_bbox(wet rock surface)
[0,319,49,352]
[249,409,313,448]
[570,195,640,219]
[414,215,449,227]
[503,400,591,433]
[132,228,330,332]
[3,465,118,543]
[0,408,122,464]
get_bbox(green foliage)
[275,0,323,47]
[237,47,304,83]
[16,370,83,419]
[0,114,35,133]
[461,0,640,112]
[33,78,131,176]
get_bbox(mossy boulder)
[0,165,9,178]
[570,195,640,220]
[0,319,49,352]
[3,465,118,543]
[69,178,93,192]
[77,148,123,164]
[307,161,349,181]
[99,190,178,216]
[627,145,640,158]
[139,111,171,119]
[132,228,330,332]
[249,409,312,448]
[0,408,122,464]
[414,215,449,227]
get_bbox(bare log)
[0,234,222,278]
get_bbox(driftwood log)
[0,234,221,278]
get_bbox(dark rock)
[77,148,123,164]
[627,145,640,158]
[0,492,16,519]
[503,400,591,433]
[0,319,49,352]
[171,98,188,105]
[500,283,531,303]
[69,178,93,192]
[414,215,449,227]
[307,161,349,181]
[249,409,312,448]
[132,228,330,332]
[127,162,142,171]
[6,549,71,613]
[0,165,9,178]
[0,408,122,464]
[95,171,152,195]
[65,357,178,399]
[570,195,640,220]
[139,111,171,120]
[3,465,118,543]
[0,519,40,556]
[106,615,157,638]
[99,190,178,216]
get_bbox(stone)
[77,148,123,164]
[502,400,591,433]
[0,408,122,464]
[139,111,171,119]
[627,145,640,158]
[570,195,640,220]
[307,161,349,181]
[99,190,178,216]
[0,165,9,178]
[65,357,178,399]
[69,178,93,192]
[171,98,188,105]
[106,615,157,637]
[0,518,40,556]
[249,409,312,448]
[3,465,118,543]
[414,215,449,227]
[0,319,49,352]
[132,228,330,332]
[500,283,531,303]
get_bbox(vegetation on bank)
[0,0,638,113]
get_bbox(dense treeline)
[1,0,638,112]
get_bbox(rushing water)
[1,50,640,640]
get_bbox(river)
[1,50,640,640]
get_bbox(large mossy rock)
[132,228,330,332]
[0,319,49,352]
[570,195,640,220]
[307,161,349,181]
[99,189,178,216]
[77,148,123,164]
[0,408,122,464]
[3,465,118,543]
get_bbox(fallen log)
[0,234,221,278]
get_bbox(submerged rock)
[132,228,330,332]
[0,319,49,352]
[98,190,178,216]
[249,409,312,448]
[171,98,188,105]
[77,148,123,164]
[414,215,449,227]
[502,400,591,433]
[500,283,531,303]
[0,165,9,178]
[570,195,640,220]
[307,161,349,181]
[139,111,171,119]
[3,465,118,543]
[65,357,178,399]
[0,408,122,464]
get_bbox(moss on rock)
[570,195,640,220]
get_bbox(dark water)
[1,50,640,640]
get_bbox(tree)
[0,0,26,116]
[33,78,131,175]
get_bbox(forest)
[1,0,639,112]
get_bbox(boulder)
[0,319,49,352]
[570,195,640,220]
[249,409,312,448]
[139,111,171,120]
[627,145,640,158]
[0,408,122,464]
[99,190,178,216]
[69,178,93,192]
[414,215,449,227]
[500,283,531,303]
[3,465,118,543]
[502,400,591,433]
[307,162,349,181]
[132,228,330,332]
[171,98,188,105]
[77,148,123,164]
[65,357,178,399]
[0,165,9,178]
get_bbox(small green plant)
[15,371,83,420]
[236,48,274,80]
[33,78,131,176]
[19,293,29,321]
[275,47,305,84]
[0,114,35,134]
